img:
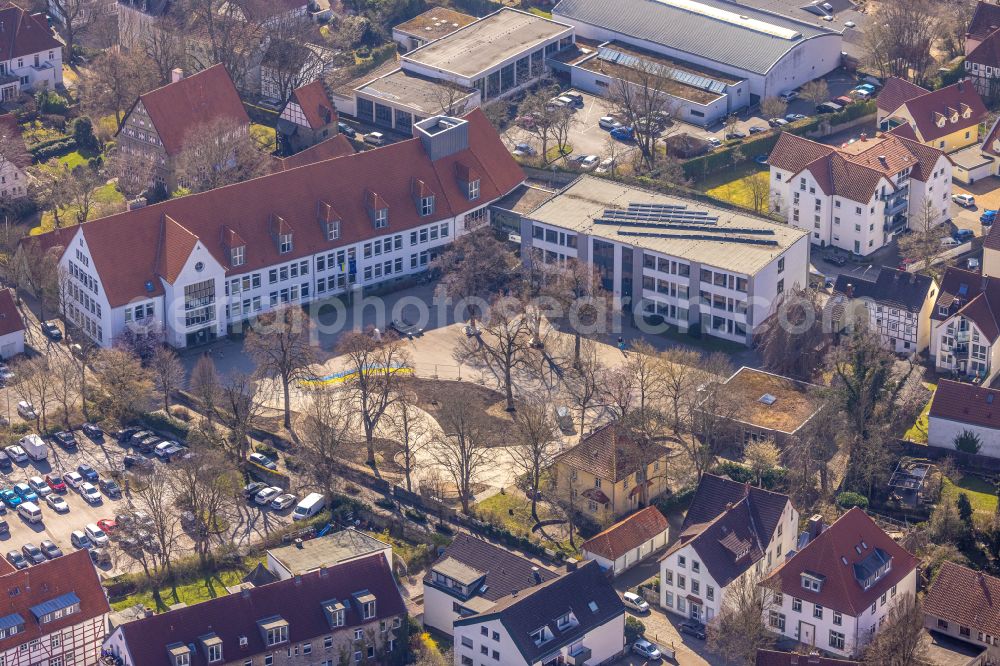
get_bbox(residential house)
[217,0,308,26]
[423,532,558,637]
[756,650,860,666]
[392,7,476,53]
[986,220,1000,278]
[277,80,338,154]
[452,560,625,666]
[266,529,392,580]
[551,422,672,525]
[965,26,1000,105]
[0,549,110,666]
[0,287,24,358]
[0,2,62,101]
[966,1,1000,54]
[929,267,1000,380]
[581,505,669,577]
[659,473,799,625]
[115,64,251,191]
[877,78,987,153]
[700,366,826,446]
[831,268,938,353]
[767,131,952,257]
[0,113,29,200]
[927,379,1000,457]
[764,508,919,658]
[520,175,810,345]
[31,110,523,349]
[103,552,406,665]
[923,561,1000,662]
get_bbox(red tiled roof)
[766,132,834,174]
[271,134,355,172]
[0,113,28,168]
[928,378,1000,430]
[968,27,1000,66]
[987,219,1000,251]
[924,561,1000,636]
[0,288,25,337]
[118,553,404,666]
[956,290,1000,341]
[581,506,669,560]
[765,508,918,616]
[877,77,928,114]
[932,267,987,321]
[0,3,60,61]
[887,80,988,143]
[126,64,250,156]
[158,214,199,283]
[0,549,109,652]
[31,108,524,308]
[756,649,859,666]
[554,422,669,483]
[289,80,336,130]
[887,123,919,141]
[982,113,1000,158]
[968,1,1000,42]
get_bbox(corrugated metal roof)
[553,0,836,75]
[0,613,23,631]
[29,592,79,619]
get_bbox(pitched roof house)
[876,78,987,153]
[551,422,672,525]
[923,561,1000,661]
[659,474,799,625]
[277,80,339,153]
[764,508,919,658]
[0,113,29,201]
[0,549,110,666]
[929,267,1000,381]
[103,552,406,666]
[0,2,62,99]
[967,1,1000,53]
[831,268,938,353]
[581,505,670,576]
[0,287,24,358]
[452,560,626,666]
[927,379,1000,457]
[423,532,558,636]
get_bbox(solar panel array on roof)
[593,202,781,246]
[598,46,728,94]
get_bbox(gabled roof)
[765,508,918,616]
[833,267,935,312]
[454,560,625,664]
[0,113,29,169]
[581,506,669,561]
[0,288,23,337]
[883,80,988,143]
[0,3,60,61]
[981,113,1000,158]
[553,421,669,483]
[924,561,1000,636]
[968,26,1000,66]
[270,134,354,172]
[756,650,860,666]
[766,132,835,174]
[287,80,336,130]
[0,549,109,652]
[928,378,1000,430]
[118,553,404,666]
[424,533,557,603]
[968,1,1000,42]
[876,77,928,114]
[681,473,791,535]
[122,64,251,156]
[932,266,988,321]
[33,108,524,308]
[157,215,199,283]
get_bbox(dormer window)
[468,179,480,201]
[200,635,223,664]
[258,617,289,646]
[167,643,191,666]
[323,599,347,628]
[556,612,576,630]
[363,599,376,619]
[279,233,292,254]
[354,590,377,619]
[231,245,245,266]
[420,195,435,217]
[530,626,552,646]
[375,208,388,229]
[327,221,340,241]
[801,573,824,593]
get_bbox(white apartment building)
[519,175,809,345]
[929,267,1000,381]
[764,508,919,659]
[27,111,524,349]
[768,131,951,258]
[0,3,62,101]
[659,474,799,624]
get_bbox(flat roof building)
[392,7,477,52]
[266,529,392,580]
[354,68,479,135]
[518,175,809,344]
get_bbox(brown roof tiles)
[288,80,336,130]
[881,79,988,143]
[0,288,23,337]
[0,3,60,62]
[876,77,928,114]
[924,561,1000,636]
[581,506,669,561]
[928,378,1000,430]
[554,422,669,483]
[968,1,1000,43]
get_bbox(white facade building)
[0,4,62,101]
[927,379,1000,458]
[830,269,938,354]
[930,268,1000,380]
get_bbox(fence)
[898,439,1000,474]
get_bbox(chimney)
[959,80,965,92]
[532,567,542,585]
[241,588,251,600]
[171,68,184,83]
[320,566,328,578]
[294,575,302,586]
[808,514,824,540]
[860,132,867,142]
[566,560,578,572]
[846,283,854,297]
[295,538,303,549]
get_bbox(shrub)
[30,137,76,161]
[955,429,983,454]
[34,91,70,115]
[404,508,427,523]
[72,116,97,150]
[254,443,278,458]
[142,410,190,439]
[836,491,869,510]
[653,487,695,514]
[9,422,28,435]
[625,616,646,643]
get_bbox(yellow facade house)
[551,422,672,526]
[876,77,987,153]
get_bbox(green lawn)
[475,491,576,556]
[32,183,125,235]
[58,147,101,170]
[942,475,998,516]
[528,7,553,18]
[904,382,937,443]
[702,166,770,212]
[110,568,249,613]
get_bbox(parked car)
[779,89,799,102]
[45,495,68,513]
[21,543,44,565]
[953,193,976,207]
[724,130,746,140]
[747,125,767,134]
[99,479,122,499]
[128,429,153,444]
[270,493,297,511]
[0,451,11,472]
[826,253,848,266]
[610,126,635,142]
[632,639,662,660]
[834,95,854,106]
[0,490,21,509]
[337,121,356,138]
[851,88,871,100]
[70,530,93,550]
[598,116,621,130]
[622,591,649,613]
[574,154,599,170]
[512,143,535,156]
[768,117,789,127]
[754,154,768,164]
[13,483,37,503]
[5,550,27,569]
[4,445,26,463]
[81,423,104,441]
[123,454,153,472]
[154,441,183,460]
[64,472,84,490]
[954,228,975,242]
[942,237,961,247]
[27,477,50,498]
[85,523,110,547]
[968,257,982,270]
[0,521,8,537]
[679,620,707,639]
[254,486,283,506]
[706,137,722,148]
[15,401,36,421]
[248,452,278,470]
[79,483,102,505]
[363,131,385,146]
[52,431,77,451]
[135,435,160,454]
[117,426,141,444]
[39,540,62,559]
[563,92,584,107]
[243,481,267,499]
[595,157,616,174]
[983,210,997,225]
[77,464,99,483]
[785,113,807,121]
[844,20,856,28]
[41,321,62,341]
[389,317,423,339]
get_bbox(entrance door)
[799,621,816,646]
[690,603,701,621]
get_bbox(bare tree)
[106,145,158,201]
[898,196,948,279]
[862,594,927,666]
[431,394,494,514]
[457,297,533,412]
[760,96,788,120]
[707,570,777,665]
[514,82,565,163]
[754,285,827,381]
[244,306,315,429]
[799,79,830,106]
[218,372,266,463]
[169,446,241,567]
[744,171,770,215]
[128,467,180,584]
[262,15,325,104]
[510,399,560,522]
[91,348,154,423]
[534,257,609,365]
[610,57,679,170]
[11,356,57,430]
[386,387,430,493]
[174,117,270,193]
[189,354,221,427]
[336,331,410,470]
[12,242,62,323]
[150,346,185,412]
[563,339,604,439]
[298,391,354,502]
[48,0,102,62]
[79,49,159,125]
[49,353,79,428]
[141,16,186,85]
[743,439,781,485]
[179,0,265,91]
[862,0,938,84]
[688,353,739,466]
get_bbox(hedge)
[29,137,76,161]
[141,410,191,439]
[653,486,696,514]
[243,102,279,126]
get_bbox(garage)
[0,288,24,359]
[581,505,670,577]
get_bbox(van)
[292,493,325,521]
[817,101,843,114]
[364,132,385,146]
[18,434,47,461]
[17,502,41,524]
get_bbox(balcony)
[566,646,591,665]
[883,198,908,217]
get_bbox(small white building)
[927,379,1000,457]
[266,528,392,580]
[581,505,669,577]
[830,269,938,354]
[452,560,625,666]
[659,474,799,624]
[0,288,24,359]
[0,3,62,101]
[929,267,1000,381]
[764,508,919,659]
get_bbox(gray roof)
[833,268,935,312]
[553,0,837,75]
[356,68,477,116]
[268,529,389,575]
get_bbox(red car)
[96,519,116,535]
[44,474,66,493]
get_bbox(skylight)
[759,393,777,405]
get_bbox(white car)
[270,493,297,511]
[844,20,856,28]
[706,137,722,148]
[622,591,650,613]
[595,157,615,174]
[632,638,662,660]
[576,154,599,170]
[64,472,84,490]
[154,441,182,460]
[249,452,277,470]
[3,446,26,463]
[512,143,535,157]
[45,495,68,513]
[254,486,282,506]
[598,116,621,130]
[70,530,93,550]
[85,523,109,547]
[27,477,50,498]
[79,483,101,505]
[941,237,961,247]
[953,193,976,208]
